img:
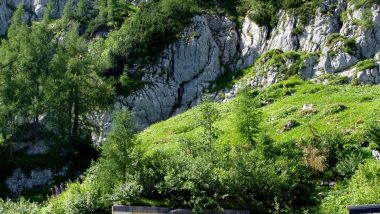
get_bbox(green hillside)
[2,0,380,213]
[141,77,380,148]
[3,77,379,213]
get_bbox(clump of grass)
[323,103,347,116]
[355,59,378,72]
[325,34,357,55]
[253,50,318,78]
[360,96,374,102]
[277,106,298,119]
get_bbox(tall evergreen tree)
[0,6,54,140]
[43,0,54,23]
[46,23,113,143]
[197,97,221,152]
[62,0,74,27]
[100,109,137,184]
[0,6,32,139]
[76,0,87,20]
[235,87,262,146]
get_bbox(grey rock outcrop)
[340,3,380,58]
[318,41,359,73]
[266,11,299,51]
[113,0,380,129]
[237,16,268,68]
[8,0,380,134]
[237,0,346,69]
[6,168,53,196]
[299,0,347,52]
[117,15,237,128]
[0,0,67,36]
[357,66,380,84]
[338,61,380,85]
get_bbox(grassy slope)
[138,78,380,153]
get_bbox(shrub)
[111,181,142,203]
[116,0,199,65]
[42,180,105,214]
[322,103,347,116]
[355,59,378,72]
[369,142,379,150]
[302,129,366,179]
[325,34,357,54]
[321,160,380,213]
[365,122,380,147]
[303,146,328,173]
[0,198,41,214]
[335,153,365,179]
[246,0,321,27]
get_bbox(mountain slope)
[2,0,380,213]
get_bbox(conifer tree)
[43,0,54,23]
[101,109,137,184]
[46,23,113,143]
[0,6,54,140]
[235,87,262,146]
[0,6,32,138]
[62,0,74,27]
[197,97,221,152]
[76,0,87,20]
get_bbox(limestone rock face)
[0,0,67,35]
[6,169,53,196]
[237,16,268,68]
[118,15,231,128]
[5,0,380,133]
[266,11,299,52]
[357,66,380,84]
[237,0,345,69]
[114,0,380,129]
[338,62,380,85]
[318,41,359,74]
[299,0,346,52]
[340,3,380,58]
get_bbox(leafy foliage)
[244,0,322,26]
[0,198,40,214]
[235,88,262,146]
[320,160,380,213]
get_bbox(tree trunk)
[68,88,74,141]
[71,88,80,143]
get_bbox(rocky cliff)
[108,0,380,129]
[2,0,380,129]
[5,0,380,195]
[0,0,67,35]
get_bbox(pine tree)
[62,0,74,27]
[76,0,87,22]
[0,6,32,139]
[197,97,221,152]
[235,87,262,146]
[43,0,54,23]
[46,23,114,143]
[101,109,137,183]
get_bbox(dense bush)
[42,180,105,214]
[0,198,40,214]
[113,0,199,66]
[301,129,368,179]
[320,160,380,213]
[244,0,321,27]
[132,140,315,213]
